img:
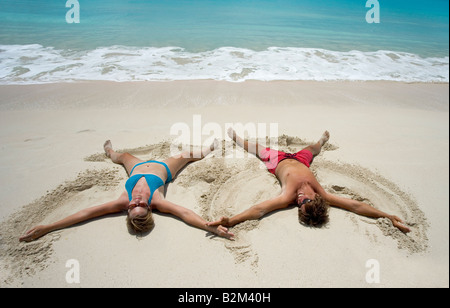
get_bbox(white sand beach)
[0,80,448,287]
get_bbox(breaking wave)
[0,44,448,84]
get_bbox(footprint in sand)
[76,129,95,134]
[24,136,45,142]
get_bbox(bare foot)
[104,140,113,157]
[227,127,245,146]
[319,131,330,146]
[211,138,220,151]
[227,127,236,141]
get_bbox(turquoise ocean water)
[0,0,448,83]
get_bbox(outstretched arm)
[207,194,291,228]
[19,192,128,242]
[323,192,411,233]
[155,199,235,239]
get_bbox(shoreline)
[0,80,448,287]
[1,80,448,111]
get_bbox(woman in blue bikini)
[20,140,234,242]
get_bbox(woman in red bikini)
[208,128,410,234]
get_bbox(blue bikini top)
[125,161,173,204]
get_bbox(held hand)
[213,225,235,240]
[19,225,49,242]
[389,215,411,233]
[206,216,231,228]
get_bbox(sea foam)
[0,44,448,84]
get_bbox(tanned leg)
[227,128,266,158]
[104,140,143,175]
[163,139,219,178]
[303,131,330,157]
